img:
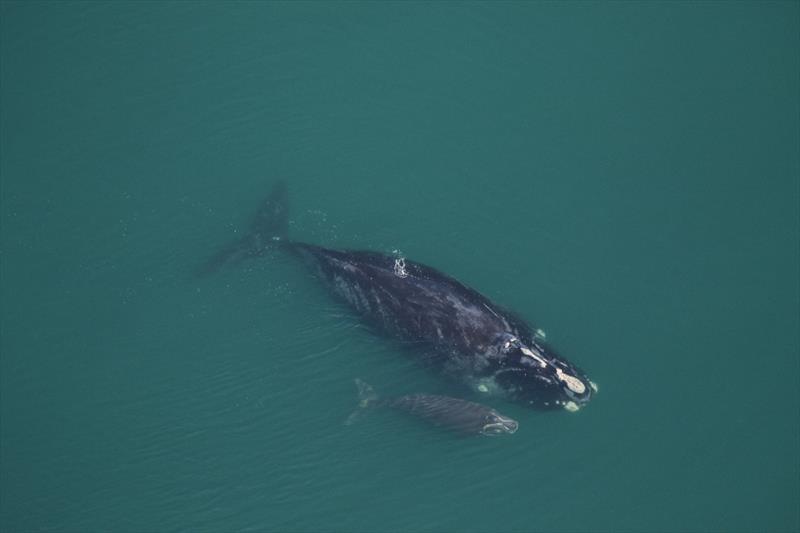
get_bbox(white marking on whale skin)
[520,346,548,368]
[393,257,409,278]
[371,288,389,324]
[460,329,472,349]
[440,296,503,351]
[447,295,487,324]
[474,377,501,395]
[482,303,502,320]
[328,255,358,274]
[555,367,586,395]
[333,275,371,313]
[377,284,402,307]
[357,287,371,312]
[479,304,512,333]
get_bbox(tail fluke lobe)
[196,240,244,276]
[345,379,380,426]
[198,181,289,276]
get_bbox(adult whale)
[201,182,596,411]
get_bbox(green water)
[1,2,798,532]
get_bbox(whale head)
[480,412,519,436]
[493,335,596,411]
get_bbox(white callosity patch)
[507,336,590,402]
[563,401,579,412]
[547,399,580,411]
[555,367,586,395]
[519,345,548,368]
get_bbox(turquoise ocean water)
[1,2,798,532]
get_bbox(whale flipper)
[345,378,380,426]
[198,180,289,275]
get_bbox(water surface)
[1,2,798,532]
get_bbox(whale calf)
[349,379,518,436]
[202,182,597,411]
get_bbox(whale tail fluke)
[345,378,380,426]
[198,180,289,276]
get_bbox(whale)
[348,379,519,436]
[201,182,597,411]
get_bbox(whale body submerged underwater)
[201,182,597,412]
[348,379,519,436]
